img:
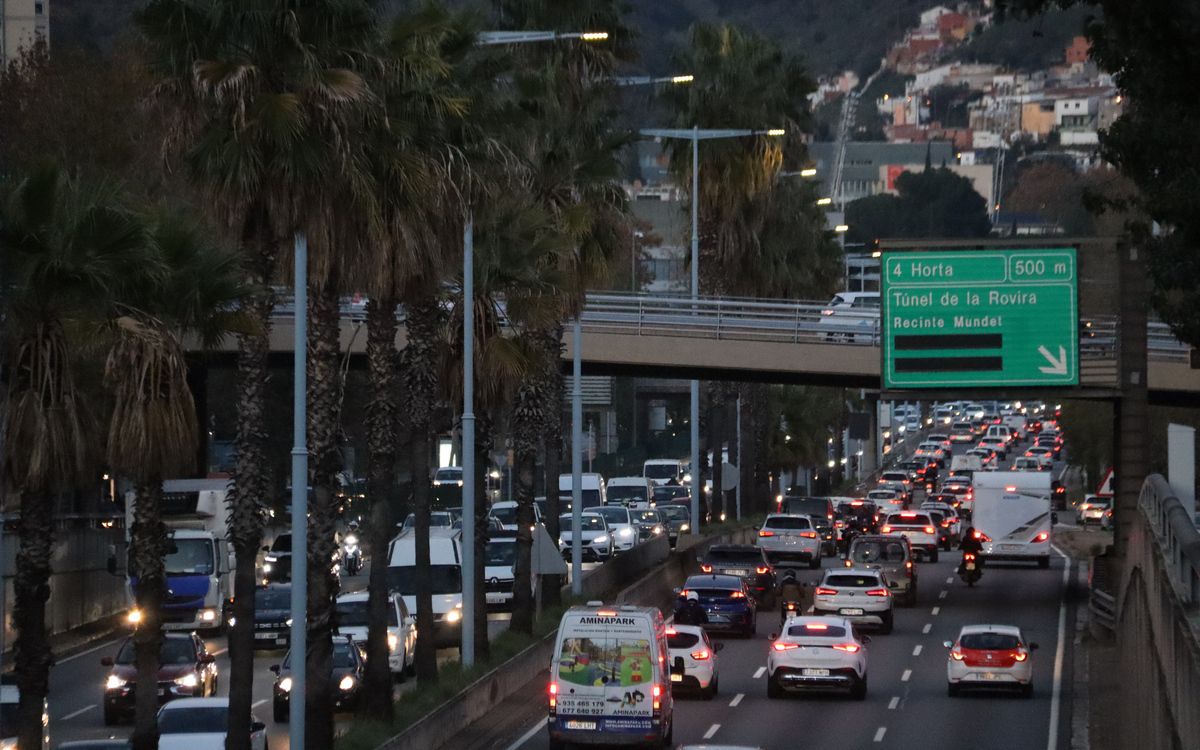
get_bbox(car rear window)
[765,516,812,530]
[786,623,847,638]
[705,549,762,563]
[887,514,932,526]
[850,541,907,563]
[781,498,832,518]
[868,491,896,500]
[689,587,740,599]
[667,631,700,649]
[823,574,882,588]
[960,632,1021,650]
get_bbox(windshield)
[485,541,517,567]
[159,706,226,734]
[765,516,813,530]
[960,632,1021,650]
[336,599,398,627]
[667,631,700,649]
[704,548,762,564]
[653,486,690,502]
[659,506,691,522]
[607,486,646,504]
[559,490,602,508]
[285,642,357,671]
[851,541,907,563]
[489,506,517,525]
[781,498,831,518]
[387,564,461,596]
[559,514,605,532]
[593,507,629,525]
[270,535,292,553]
[644,463,679,480]
[634,510,661,524]
[436,469,462,481]
[402,512,455,531]
[255,588,290,609]
[164,538,214,576]
[116,637,196,666]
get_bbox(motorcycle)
[780,598,803,628]
[958,552,982,587]
[341,533,363,575]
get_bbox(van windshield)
[164,538,214,576]
[607,485,646,504]
[387,565,462,596]
[781,497,831,519]
[559,490,601,508]
[644,464,679,480]
[489,505,517,526]
[336,599,398,627]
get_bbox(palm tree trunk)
[738,383,757,517]
[129,479,167,750]
[472,413,492,660]
[226,224,275,750]
[362,296,399,717]
[12,488,53,750]
[510,368,540,634]
[539,326,563,607]
[404,295,440,683]
[305,277,343,748]
[707,386,724,522]
[750,384,771,513]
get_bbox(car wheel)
[703,675,718,700]
[1021,683,1034,699]
[851,674,867,701]
[1038,556,1050,569]
[879,610,894,635]
[767,675,783,699]
[948,682,961,697]
[809,555,821,570]
[273,699,288,723]
[102,705,119,726]
[929,549,939,563]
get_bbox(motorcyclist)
[778,570,805,624]
[674,591,709,626]
[958,526,983,574]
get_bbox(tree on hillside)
[846,166,991,244]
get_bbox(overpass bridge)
[195,292,1200,400]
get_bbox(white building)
[1,0,49,64]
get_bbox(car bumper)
[948,665,1031,685]
[702,611,755,632]
[253,628,291,648]
[812,606,889,626]
[760,548,819,564]
[549,717,669,746]
[770,666,859,691]
[104,683,197,715]
[670,669,714,693]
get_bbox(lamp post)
[613,74,694,87]
[476,30,608,45]
[289,232,309,739]
[637,126,786,535]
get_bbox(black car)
[836,501,879,551]
[677,574,757,637]
[252,584,292,649]
[698,544,775,601]
[271,636,365,722]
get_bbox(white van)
[971,471,1052,568]
[606,476,650,507]
[548,603,673,748]
[985,424,1014,446]
[559,473,606,509]
[950,454,983,479]
[387,528,463,648]
[643,459,686,487]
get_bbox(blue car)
[678,574,757,637]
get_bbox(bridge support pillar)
[860,395,879,477]
[1113,243,1149,560]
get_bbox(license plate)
[981,672,998,680]
[671,673,683,682]
[708,614,728,622]
[802,668,830,677]
[966,563,976,570]
[565,720,597,731]
[725,569,748,576]
[1000,544,1023,551]
[840,608,864,616]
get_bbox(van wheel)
[948,682,961,697]
[662,720,673,747]
[767,675,783,699]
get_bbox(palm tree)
[136,1,381,742]
[0,167,149,749]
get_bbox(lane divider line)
[946,576,954,584]
[922,623,932,634]
[1047,557,1073,750]
[60,704,95,722]
[888,696,900,710]
[252,699,267,708]
[912,645,923,656]
[874,726,887,742]
[931,606,941,616]
[703,723,721,740]
[938,590,948,600]
[729,693,744,707]
[753,666,766,679]
[901,669,912,682]
[503,718,547,750]
[55,636,126,666]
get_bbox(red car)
[101,632,218,725]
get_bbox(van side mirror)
[943,641,954,649]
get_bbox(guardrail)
[1139,474,1200,607]
[1090,585,1116,633]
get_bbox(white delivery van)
[387,528,464,648]
[606,477,651,508]
[643,459,687,487]
[548,603,673,749]
[950,454,984,480]
[971,471,1052,568]
[559,473,607,510]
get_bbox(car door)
[397,595,417,663]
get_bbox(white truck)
[971,471,1053,568]
[387,527,464,649]
[122,479,235,632]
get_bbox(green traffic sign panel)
[881,247,1078,388]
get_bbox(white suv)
[666,624,721,699]
[881,512,940,562]
[756,514,822,569]
[811,568,894,634]
[767,616,869,700]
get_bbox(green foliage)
[846,166,991,245]
[764,386,842,473]
[958,5,1093,71]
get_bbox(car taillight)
[549,681,558,709]
[756,565,771,574]
[815,587,838,596]
[1013,649,1028,662]
[1033,531,1049,543]
[924,526,936,534]
[652,684,663,712]
[679,589,692,599]
[799,531,817,539]
[835,520,845,528]
[772,642,800,651]
[758,530,776,537]
[973,530,991,542]
[905,560,913,569]
[880,525,891,533]
[690,649,711,660]
[950,647,964,661]
[832,643,861,653]
[729,590,746,599]
[700,564,713,573]
[866,588,890,597]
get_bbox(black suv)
[698,544,775,601]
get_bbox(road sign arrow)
[1037,345,1068,375]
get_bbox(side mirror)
[251,721,266,734]
[768,632,778,641]
[942,641,954,649]
[861,635,872,645]
[672,587,681,595]
[262,545,271,552]
[269,664,280,675]
[100,656,114,667]
[1029,642,1040,651]
[713,642,725,653]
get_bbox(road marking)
[60,704,95,721]
[922,623,932,634]
[946,576,954,584]
[503,718,547,750]
[252,699,267,708]
[912,645,923,656]
[938,589,948,600]
[901,669,912,682]
[753,666,766,679]
[729,693,744,707]
[874,726,887,742]
[888,696,900,710]
[703,723,720,740]
[931,606,940,616]
[1047,556,1073,750]
[55,636,126,665]
[211,647,228,656]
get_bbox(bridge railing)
[1139,474,1200,608]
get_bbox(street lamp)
[638,126,786,535]
[476,30,609,45]
[613,74,694,87]
[816,197,833,206]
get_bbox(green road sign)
[882,247,1078,388]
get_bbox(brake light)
[729,590,746,599]
[832,643,861,653]
[905,560,913,569]
[652,683,662,711]
[700,564,713,573]
[924,526,936,535]
[973,530,991,542]
[806,622,828,630]
[679,589,692,598]
[866,588,890,597]
[596,610,617,616]
[1033,531,1049,543]
[815,587,838,596]
[799,531,818,539]
[758,530,776,538]
[1013,650,1028,662]
[1005,486,1017,492]
[835,520,845,528]
[549,681,558,709]
[950,647,964,661]
[900,512,916,518]
[880,525,892,533]
[690,649,711,660]
[665,628,676,635]
[772,641,800,651]
[756,565,771,574]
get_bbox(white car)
[978,436,1009,460]
[921,502,962,540]
[334,591,416,678]
[945,624,1038,698]
[666,624,722,699]
[1012,456,1042,472]
[1025,446,1055,469]
[756,514,822,569]
[817,292,880,343]
[557,512,612,560]
[767,616,869,700]
[591,505,639,552]
[0,682,48,749]
[488,500,540,531]
[157,697,267,750]
[866,488,903,511]
[881,511,940,562]
[431,466,463,487]
[1077,497,1111,525]
[811,568,894,633]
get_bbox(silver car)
[756,514,822,569]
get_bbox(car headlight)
[653,525,664,535]
[264,555,278,563]
[592,534,609,545]
[679,524,689,532]
[279,676,293,692]
[618,527,634,538]
[388,632,399,652]
[444,607,462,624]
[344,534,358,546]
[339,675,356,692]
[175,673,199,689]
[286,617,293,627]
[263,563,273,573]
[229,616,237,627]
[127,609,142,625]
[199,609,218,623]
[105,674,127,690]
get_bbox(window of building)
[35,2,44,14]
